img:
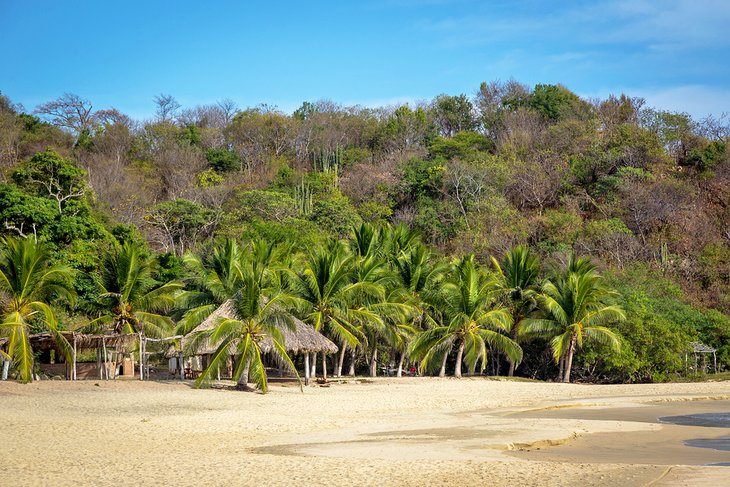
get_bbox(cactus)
[294,178,313,216]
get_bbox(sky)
[1,0,729,120]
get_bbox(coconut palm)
[522,255,624,383]
[409,255,522,378]
[188,267,301,393]
[175,239,246,335]
[0,237,75,383]
[491,245,540,376]
[86,241,182,337]
[390,244,446,375]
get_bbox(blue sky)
[1,0,729,120]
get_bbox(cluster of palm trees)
[0,224,625,389]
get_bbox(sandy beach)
[2,377,730,486]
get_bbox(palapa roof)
[189,299,338,355]
[0,331,138,351]
[688,341,716,353]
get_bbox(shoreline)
[3,378,730,486]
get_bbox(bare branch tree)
[154,94,181,123]
[34,93,95,136]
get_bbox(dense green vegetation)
[0,82,727,387]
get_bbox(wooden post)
[310,352,316,379]
[322,352,327,381]
[72,334,77,381]
[304,353,310,386]
[179,337,184,380]
[102,336,108,380]
[139,334,144,381]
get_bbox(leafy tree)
[205,148,240,172]
[145,199,218,256]
[528,84,585,121]
[0,237,75,382]
[431,94,478,137]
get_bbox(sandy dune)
[2,377,729,486]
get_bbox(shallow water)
[660,411,730,454]
[659,412,730,428]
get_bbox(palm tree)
[0,237,75,383]
[175,239,245,335]
[522,255,624,383]
[409,255,522,378]
[188,268,301,393]
[391,244,446,376]
[491,245,540,376]
[86,241,182,337]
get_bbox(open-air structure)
[686,341,718,374]
[188,299,338,385]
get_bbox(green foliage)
[310,193,362,238]
[529,84,584,121]
[205,148,240,172]
[0,237,75,382]
[427,131,494,160]
[197,168,224,188]
[12,150,86,200]
[399,157,445,201]
[227,189,297,222]
[685,140,726,171]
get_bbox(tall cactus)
[294,178,313,216]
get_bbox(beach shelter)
[187,299,338,385]
[0,331,139,380]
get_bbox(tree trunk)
[322,352,327,381]
[336,344,346,377]
[237,359,250,390]
[454,340,465,378]
[563,335,577,383]
[304,353,310,386]
[438,352,448,378]
[310,352,316,378]
[558,354,565,382]
[369,348,378,377]
[397,352,405,378]
[348,347,356,376]
[1,359,9,380]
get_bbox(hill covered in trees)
[0,81,728,382]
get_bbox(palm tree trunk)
[1,359,9,380]
[336,344,346,377]
[438,352,448,378]
[369,348,378,377]
[454,340,465,378]
[508,360,516,377]
[558,354,565,382]
[237,359,250,390]
[348,347,356,376]
[563,336,577,383]
[397,352,405,378]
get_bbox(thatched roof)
[0,332,138,351]
[189,299,338,355]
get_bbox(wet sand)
[2,378,730,486]
[510,400,730,466]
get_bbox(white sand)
[2,377,730,486]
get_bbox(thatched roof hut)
[0,331,138,352]
[188,299,338,356]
